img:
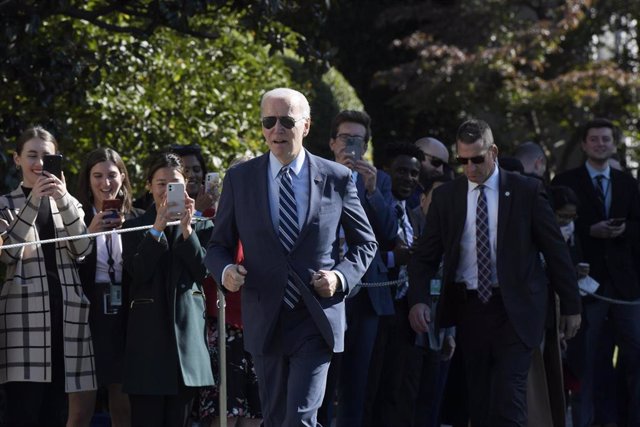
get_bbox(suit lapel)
[255,154,281,246]
[452,178,468,244]
[609,170,622,219]
[294,153,325,249]
[497,169,512,257]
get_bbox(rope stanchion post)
[217,288,227,427]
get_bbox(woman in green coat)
[122,152,213,427]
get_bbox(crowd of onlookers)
[0,91,638,427]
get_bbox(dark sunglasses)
[426,154,445,168]
[456,153,487,165]
[261,116,305,130]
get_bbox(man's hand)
[312,270,339,297]
[590,220,625,239]
[441,336,456,361]
[353,160,377,195]
[559,314,581,340]
[408,303,431,333]
[222,264,247,292]
[393,239,412,266]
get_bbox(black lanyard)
[105,234,117,285]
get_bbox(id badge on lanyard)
[103,234,122,315]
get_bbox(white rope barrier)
[0,217,211,250]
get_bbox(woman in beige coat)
[0,126,95,427]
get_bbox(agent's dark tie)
[278,166,301,309]
[476,185,492,303]
[594,174,607,218]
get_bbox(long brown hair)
[77,148,134,213]
[15,126,58,154]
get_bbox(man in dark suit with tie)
[552,118,640,427]
[408,119,582,426]
[369,142,427,427]
[319,110,397,427]
[205,88,377,427]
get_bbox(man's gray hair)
[261,88,311,118]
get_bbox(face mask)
[560,221,575,242]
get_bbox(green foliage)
[76,19,295,191]
[321,0,640,172]
[0,1,362,195]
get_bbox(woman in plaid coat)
[0,127,96,427]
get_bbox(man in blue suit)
[205,88,377,427]
[319,110,397,427]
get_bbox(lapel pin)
[505,191,511,197]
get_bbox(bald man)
[513,141,547,179]
[415,137,450,180]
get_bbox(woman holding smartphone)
[121,152,213,426]
[76,147,143,426]
[0,126,96,427]
[169,144,218,216]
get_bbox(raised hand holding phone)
[102,199,123,219]
[167,182,186,219]
[42,154,63,179]
[205,172,220,194]
[608,217,625,227]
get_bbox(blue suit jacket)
[205,151,377,354]
[354,171,397,315]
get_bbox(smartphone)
[167,182,185,219]
[608,218,626,226]
[42,154,63,179]
[102,199,123,219]
[345,137,363,161]
[204,172,220,193]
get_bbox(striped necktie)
[476,185,492,303]
[278,166,301,309]
[594,174,607,218]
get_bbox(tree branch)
[59,3,220,39]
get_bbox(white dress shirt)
[455,166,499,290]
[93,208,123,283]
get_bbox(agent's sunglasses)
[456,152,488,165]
[261,116,305,130]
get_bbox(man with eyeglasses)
[408,119,581,426]
[319,110,397,427]
[552,118,640,427]
[206,88,377,427]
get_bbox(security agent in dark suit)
[408,119,581,426]
[205,88,377,427]
[552,118,640,427]
[319,110,397,427]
